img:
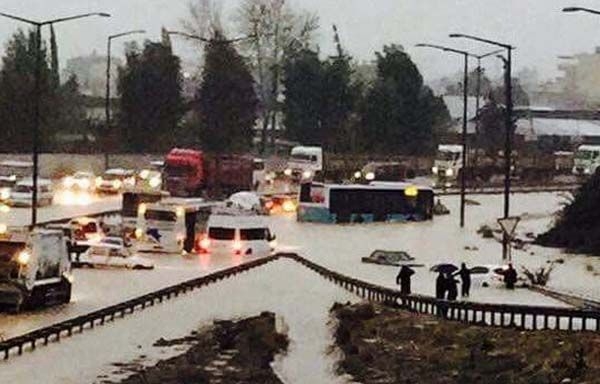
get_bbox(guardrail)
[284,254,600,333]
[0,254,280,360]
[1,253,598,361]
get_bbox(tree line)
[0,0,452,156]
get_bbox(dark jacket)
[396,266,415,295]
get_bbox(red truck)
[163,148,254,198]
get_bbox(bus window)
[299,183,312,203]
[240,228,267,241]
[145,210,177,222]
[208,227,235,240]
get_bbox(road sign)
[497,216,520,239]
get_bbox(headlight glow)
[0,188,10,200]
[95,177,103,187]
[445,169,454,177]
[302,170,312,179]
[432,166,438,175]
[140,170,150,180]
[404,186,419,197]
[0,223,7,234]
[17,250,31,265]
[354,171,362,179]
[0,204,9,213]
[134,228,143,239]
[138,203,147,216]
[176,207,185,218]
[63,177,74,188]
[112,180,122,189]
[282,200,297,213]
[365,172,375,181]
[284,168,293,177]
[149,176,161,189]
[78,178,91,189]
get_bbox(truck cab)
[432,145,463,187]
[573,145,600,177]
[164,148,204,197]
[285,146,323,181]
[0,228,72,311]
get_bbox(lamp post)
[0,11,110,228]
[105,30,146,170]
[416,43,470,228]
[450,33,515,259]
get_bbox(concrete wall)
[0,153,164,178]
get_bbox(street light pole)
[416,43,470,228]
[449,35,514,216]
[0,11,110,228]
[450,33,515,259]
[105,30,146,170]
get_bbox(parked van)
[9,178,53,207]
[198,209,276,258]
[285,146,323,181]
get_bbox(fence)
[1,253,598,361]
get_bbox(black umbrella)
[430,263,459,274]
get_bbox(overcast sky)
[1,0,600,83]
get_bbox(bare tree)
[181,0,224,42]
[235,0,319,153]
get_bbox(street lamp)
[0,11,110,228]
[166,30,258,44]
[563,6,600,15]
[450,33,515,259]
[416,43,471,228]
[416,44,502,228]
[105,30,146,170]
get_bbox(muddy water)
[271,192,600,304]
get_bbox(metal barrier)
[1,252,598,361]
[0,254,280,360]
[283,253,600,333]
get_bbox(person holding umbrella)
[396,265,415,295]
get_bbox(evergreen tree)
[0,29,55,152]
[117,38,185,152]
[282,48,324,145]
[49,24,60,88]
[361,45,450,155]
[196,33,258,153]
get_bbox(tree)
[361,45,450,155]
[281,48,323,145]
[235,0,319,152]
[196,33,258,153]
[476,98,506,160]
[117,35,185,152]
[492,78,530,106]
[445,68,493,98]
[0,29,56,152]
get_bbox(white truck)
[432,144,463,187]
[0,228,72,311]
[572,145,600,177]
[285,146,323,181]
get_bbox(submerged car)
[63,171,95,191]
[74,237,154,270]
[362,250,424,267]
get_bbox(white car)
[95,169,136,194]
[469,265,509,287]
[63,171,95,190]
[75,237,154,270]
[9,178,53,207]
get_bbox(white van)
[285,146,323,180]
[198,209,276,258]
[9,178,53,207]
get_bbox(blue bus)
[297,182,434,224]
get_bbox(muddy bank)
[104,311,288,384]
[332,302,600,384]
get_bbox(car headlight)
[78,179,91,189]
[17,250,31,265]
[95,177,103,187]
[0,223,7,234]
[445,169,454,177]
[149,176,161,188]
[134,228,143,239]
[585,168,592,175]
[284,168,292,177]
[138,203,147,216]
[302,170,312,179]
[0,188,10,200]
[431,166,438,175]
[365,172,375,181]
[354,171,362,179]
[140,170,150,180]
[63,177,74,188]
[113,180,122,189]
[0,204,9,213]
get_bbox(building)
[63,51,122,98]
